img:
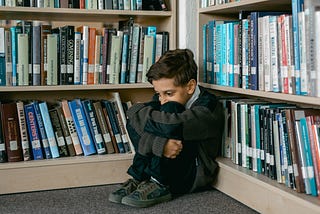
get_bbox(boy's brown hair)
[146,49,197,86]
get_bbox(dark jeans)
[127,101,197,194]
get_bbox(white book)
[44,0,54,7]
[142,35,155,83]
[82,26,89,85]
[74,32,81,84]
[124,0,130,10]
[16,100,31,161]
[109,35,122,84]
[47,34,58,85]
[258,17,265,91]
[263,16,271,91]
[284,15,294,94]
[155,34,163,62]
[298,11,308,95]
[17,34,29,86]
[94,35,102,84]
[269,15,280,93]
[273,113,282,183]
[6,0,16,6]
[87,0,97,9]
[98,0,104,9]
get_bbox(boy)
[109,49,224,207]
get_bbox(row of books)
[0,19,169,86]
[221,98,320,198]
[200,0,240,8]
[202,0,320,97]
[0,92,133,163]
[0,0,168,11]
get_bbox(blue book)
[10,27,17,86]
[81,99,106,155]
[24,103,44,160]
[120,32,129,84]
[221,23,227,86]
[300,117,318,196]
[207,21,215,84]
[32,101,52,159]
[68,99,96,156]
[38,102,60,158]
[102,100,125,153]
[215,23,223,85]
[292,0,304,95]
[202,23,207,83]
[254,104,262,174]
[227,22,235,87]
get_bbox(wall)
[177,0,197,57]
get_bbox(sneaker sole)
[121,194,172,208]
[108,194,123,204]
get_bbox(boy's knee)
[160,101,185,113]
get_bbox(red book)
[0,102,23,162]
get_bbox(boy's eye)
[165,92,173,96]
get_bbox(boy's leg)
[122,102,198,207]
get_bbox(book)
[5,29,13,86]
[92,101,115,154]
[49,108,69,157]
[77,25,89,85]
[87,27,96,84]
[94,34,102,84]
[47,34,58,85]
[24,103,44,160]
[16,101,32,161]
[128,24,141,83]
[38,101,60,158]
[17,34,29,86]
[0,102,23,162]
[109,35,122,84]
[101,100,125,153]
[55,106,76,156]
[74,31,81,84]
[60,99,83,155]
[59,26,68,85]
[32,22,41,86]
[65,25,75,84]
[32,101,52,159]
[0,27,5,86]
[120,32,130,84]
[81,99,106,154]
[68,99,96,156]
[10,26,23,86]
[40,24,52,85]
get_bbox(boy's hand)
[163,139,183,159]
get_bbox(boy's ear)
[187,79,197,94]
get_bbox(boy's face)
[152,78,196,105]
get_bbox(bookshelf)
[198,0,320,213]
[0,1,176,195]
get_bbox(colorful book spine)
[68,99,96,156]
[60,100,83,155]
[0,27,5,86]
[16,101,32,161]
[39,102,60,158]
[24,103,44,160]
[81,99,106,154]
[10,26,18,86]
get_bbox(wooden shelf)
[200,83,320,108]
[214,157,320,214]
[0,154,133,194]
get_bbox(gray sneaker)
[109,178,140,204]
[121,179,172,208]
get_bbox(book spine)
[39,102,60,158]
[66,26,75,84]
[32,23,41,86]
[269,16,280,93]
[109,35,122,84]
[128,24,140,83]
[32,101,52,159]
[0,102,23,162]
[24,103,44,160]
[92,101,115,154]
[59,26,67,85]
[10,27,18,86]
[40,25,52,85]
[74,31,81,84]
[81,100,106,154]
[94,34,102,84]
[316,11,320,97]
[136,27,146,83]
[68,99,96,156]
[47,34,58,85]
[60,100,83,155]
[120,32,129,84]
[298,11,308,95]
[49,108,69,157]
[16,101,32,161]
[300,117,317,196]
[102,100,125,153]
[5,30,12,86]
[81,25,89,85]
[55,106,76,156]
[0,27,5,86]
[87,27,96,84]
[292,0,302,94]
